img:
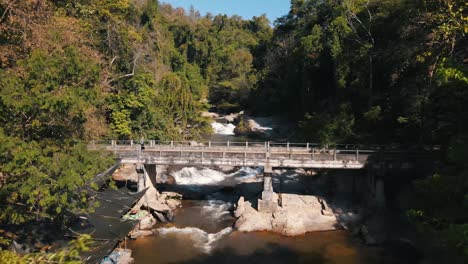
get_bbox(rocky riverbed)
[204,111,295,139]
[106,164,185,263]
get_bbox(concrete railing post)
[245,141,248,149]
[112,140,117,154]
[312,147,315,160]
[208,141,211,148]
[333,149,337,161]
[287,142,290,151]
[306,143,309,151]
[227,141,230,148]
[170,141,173,148]
[356,149,359,161]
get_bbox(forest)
[0,0,466,263]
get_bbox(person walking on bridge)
[140,137,145,151]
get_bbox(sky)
[161,0,291,23]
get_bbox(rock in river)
[234,194,338,236]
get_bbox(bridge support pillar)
[144,164,157,185]
[136,164,146,192]
[368,164,386,208]
[258,165,278,213]
[375,178,386,207]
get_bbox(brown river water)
[127,198,420,264]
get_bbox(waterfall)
[170,167,262,186]
[211,122,236,135]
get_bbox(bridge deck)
[88,140,436,169]
[88,141,436,169]
[89,141,377,169]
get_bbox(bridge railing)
[88,140,439,154]
[89,140,383,162]
[88,140,389,156]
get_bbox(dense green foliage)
[0,0,269,262]
[0,234,92,264]
[252,0,467,261]
[406,140,468,262]
[0,0,466,262]
[255,0,467,146]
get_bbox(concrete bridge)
[88,140,434,170]
[89,140,437,211]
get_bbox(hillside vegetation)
[0,0,466,262]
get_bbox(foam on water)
[170,167,226,185]
[201,200,232,218]
[253,123,273,131]
[211,122,236,135]
[170,167,263,185]
[156,227,232,253]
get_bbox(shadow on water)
[157,169,367,203]
[128,228,424,264]
[174,243,323,264]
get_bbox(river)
[127,116,423,264]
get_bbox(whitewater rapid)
[170,167,262,185]
[148,113,269,256]
[156,226,232,253]
[211,122,235,135]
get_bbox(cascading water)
[155,227,232,253]
[136,165,262,256]
[211,122,236,135]
[170,167,262,186]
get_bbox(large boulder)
[138,214,157,230]
[190,141,204,147]
[165,175,176,185]
[234,196,246,218]
[234,201,272,232]
[152,211,168,223]
[234,194,338,236]
[234,117,272,137]
[103,248,135,264]
[162,192,183,199]
[112,164,139,182]
[224,112,241,123]
[129,230,153,239]
[234,119,256,136]
[201,112,219,118]
[166,199,182,210]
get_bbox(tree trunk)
[368,52,373,107]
